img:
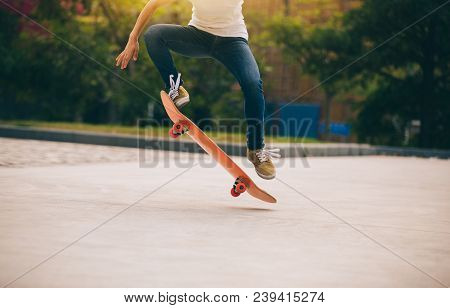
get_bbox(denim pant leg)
[144,24,212,88]
[213,39,266,150]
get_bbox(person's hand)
[115,37,139,70]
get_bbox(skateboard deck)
[161,91,277,204]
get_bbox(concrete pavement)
[0,138,449,287]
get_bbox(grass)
[0,120,319,144]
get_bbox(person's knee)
[144,24,164,46]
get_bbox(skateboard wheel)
[230,188,240,197]
[169,128,179,139]
[235,183,246,194]
[173,123,184,134]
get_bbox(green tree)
[0,0,248,128]
[272,0,450,149]
[345,0,450,148]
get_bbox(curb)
[0,125,449,159]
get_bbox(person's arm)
[115,0,175,70]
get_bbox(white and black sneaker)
[168,73,190,109]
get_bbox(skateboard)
[160,91,277,204]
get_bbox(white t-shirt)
[187,0,248,40]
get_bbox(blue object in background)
[319,122,352,137]
[277,103,321,139]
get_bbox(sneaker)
[169,73,190,108]
[247,147,280,180]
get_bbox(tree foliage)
[0,0,245,127]
[346,0,450,148]
[272,0,450,148]
[2,0,449,148]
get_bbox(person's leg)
[213,38,277,179]
[212,38,265,150]
[144,24,213,88]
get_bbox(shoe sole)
[255,170,276,180]
[175,96,190,109]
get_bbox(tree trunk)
[98,0,122,45]
[283,0,290,16]
[419,19,436,148]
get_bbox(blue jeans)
[144,24,265,150]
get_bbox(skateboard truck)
[169,121,189,139]
[230,177,247,197]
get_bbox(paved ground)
[0,137,449,287]
[0,137,137,167]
